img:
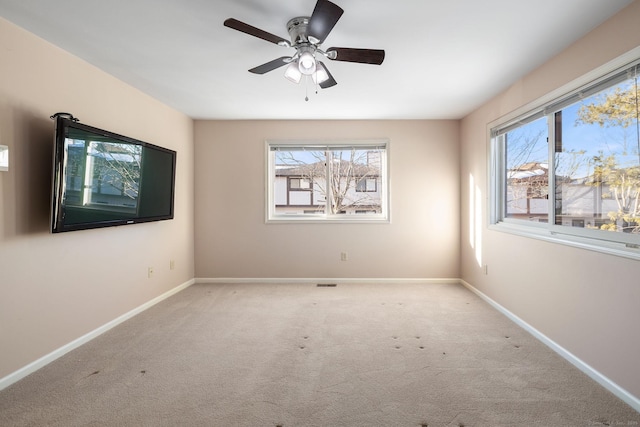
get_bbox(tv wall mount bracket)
[50,112,79,122]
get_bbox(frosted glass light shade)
[284,61,302,83]
[313,62,329,84]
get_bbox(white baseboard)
[0,278,195,392]
[195,277,460,285]
[460,279,640,413]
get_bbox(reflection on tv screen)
[65,130,142,215]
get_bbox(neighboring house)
[506,162,550,221]
[274,158,382,215]
[507,161,639,231]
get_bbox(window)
[490,58,640,257]
[289,177,312,190]
[356,177,377,192]
[267,140,389,222]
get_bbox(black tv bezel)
[50,116,177,233]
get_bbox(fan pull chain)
[305,76,309,102]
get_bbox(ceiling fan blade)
[327,47,385,65]
[224,18,289,45]
[317,61,337,89]
[248,57,291,74]
[307,0,344,44]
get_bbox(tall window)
[267,140,389,222]
[491,59,640,254]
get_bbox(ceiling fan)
[224,0,385,91]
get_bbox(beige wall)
[460,1,640,399]
[194,120,460,280]
[0,17,195,379]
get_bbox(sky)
[507,79,640,179]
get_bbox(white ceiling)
[0,0,634,120]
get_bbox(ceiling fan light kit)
[224,0,385,99]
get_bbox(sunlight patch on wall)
[475,182,483,267]
[469,174,475,249]
[469,173,483,267]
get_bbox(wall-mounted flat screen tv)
[50,115,176,233]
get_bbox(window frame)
[489,48,640,260]
[266,139,390,223]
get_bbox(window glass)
[491,60,640,253]
[505,116,549,221]
[268,142,389,221]
[555,77,640,233]
[328,148,383,215]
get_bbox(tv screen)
[50,115,176,233]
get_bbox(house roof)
[276,160,379,177]
[508,162,549,180]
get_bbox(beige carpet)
[0,282,638,426]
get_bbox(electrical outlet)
[170,260,175,270]
[483,264,488,275]
[148,267,154,278]
[341,252,348,261]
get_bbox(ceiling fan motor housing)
[287,17,312,45]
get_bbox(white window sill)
[489,221,640,261]
[267,215,390,224]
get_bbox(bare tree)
[505,127,549,217]
[276,148,382,214]
[91,142,142,200]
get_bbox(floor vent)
[317,283,337,287]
